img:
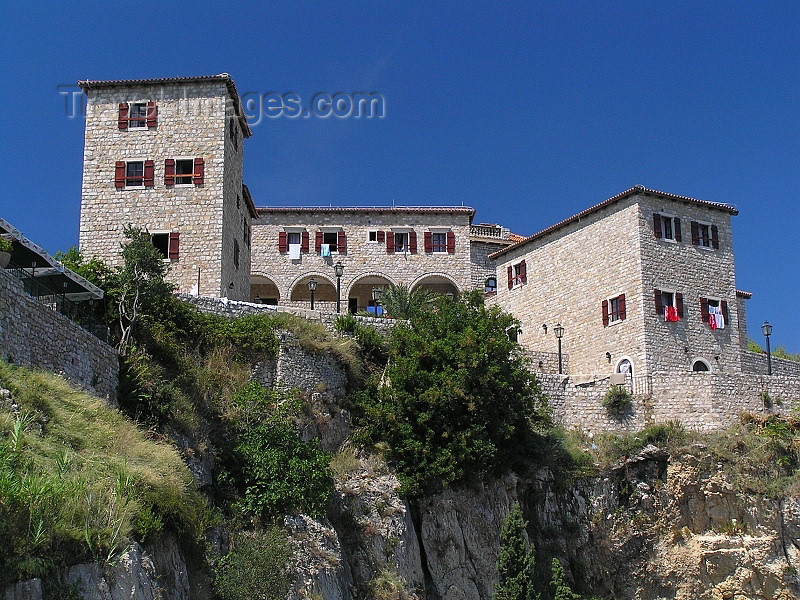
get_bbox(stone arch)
[249,273,280,305]
[346,272,397,314]
[692,358,712,372]
[615,356,634,377]
[410,272,460,296]
[288,273,337,305]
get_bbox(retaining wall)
[0,268,118,401]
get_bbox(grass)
[0,360,208,585]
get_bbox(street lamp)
[333,261,344,313]
[307,278,317,310]
[372,286,382,317]
[553,322,565,375]
[761,321,773,375]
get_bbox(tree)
[494,502,538,600]
[355,291,551,496]
[549,558,580,600]
[378,283,437,320]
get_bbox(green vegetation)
[0,361,208,585]
[748,338,799,362]
[549,558,580,600]
[0,237,13,253]
[212,527,291,599]
[494,502,538,600]
[377,283,437,320]
[334,313,388,364]
[352,292,551,497]
[601,385,633,417]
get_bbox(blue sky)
[1,2,798,351]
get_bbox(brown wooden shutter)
[301,231,310,253]
[674,219,682,242]
[446,230,456,253]
[164,159,175,186]
[520,260,527,284]
[654,289,663,316]
[118,103,129,130]
[691,221,699,246]
[143,160,155,187]
[146,101,157,127]
[676,292,684,319]
[424,231,433,253]
[114,161,125,188]
[386,231,395,253]
[721,300,729,322]
[409,231,417,254]
[507,266,514,290]
[619,294,627,320]
[193,157,205,184]
[278,231,288,252]
[602,299,609,326]
[653,213,663,238]
[168,232,180,260]
[338,231,347,254]
[700,297,709,323]
[377,230,385,243]
[711,225,719,249]
[315,231,323,253]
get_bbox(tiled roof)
[736,290,753,299]
[77,73,252,137]
[489,186,739,259]
[256,205,476,219]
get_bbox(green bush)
[213,527,291,600]
[601,385,633,417]
[0,237,13,253]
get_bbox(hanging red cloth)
[664,306,680,322]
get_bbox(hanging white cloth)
[289,244,301,259]
[321,243,331,257]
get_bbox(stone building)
[78,74,256,300]
[250,206,475,312]
[490,186,748,378]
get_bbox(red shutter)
[424,231,433,253]
[654,289,663,316]
[446,230,456,254]
[409,231,417,254]
[338,231,347,254]
[118,103,129,130]
[711,225,719,249]
[164,159,175,186]
[676,292,684,319]
[691,221,699,246]
[602,299,609,326]
[377,230,385,243]
[386,231,395,253]
[700,298,709,324]
[168,232,180,260]
[653,213,663,239]
[721,300,729,323]
[146,101,157,127]
[143,160,155,187]
[674,219,682,242]
[193,157,205,185]
[114,161,125,188]
[507,266,514,290]
[278,231,288,252]
[315,231,323,253]
[301,231,310,253]
[619,294,627,320]
[520,260,527,284]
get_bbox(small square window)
[151,233,169,258]
[485,277,497,293]
[175,159,193,185]
[125,161,144,187]
[129,103,148,128]
[368,231,378,242]
[287,232,301,246]
[609,296,623,322]
[513,262,525,286]
[323,231,338,252]
[431,232,447,252]
[697,223,711,247]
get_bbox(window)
[692,359,711,372]
[386,230,416,254]
[616,359,633,376]
[424,230,456,253]
[485,277,497,293]
[115,160,155,188]
[654,288,684,321]
[368,231,379,242]
[164,158,204,185]
[431,232,447,252]
[700,297,728,329]
[175,159,193,185]
[118,101,156,129]
[233,239,240,269]
[507,260,527,289]
[653,213,681,242]
[150,232,179,260]
[691,221,719,249]
[323,231,338,252]
[278,230,309,254]
[394,232,409,253]
[229,119,238,151]
[602,294,626,326]
[287,232,301,246]
[125,161,144,187]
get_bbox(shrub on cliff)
[353,292,550,497]
[494,502,538,600]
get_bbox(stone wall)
[469,239,507,291]
[741,350,800,377]
[0,268,118,401]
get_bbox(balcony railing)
[470,225,507,239]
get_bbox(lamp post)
[372,286,382,317]
[553,322,564,375]
[761,321,773,375]
[307,278,317,310]
[333,261,344,313]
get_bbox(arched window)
[692,359,711,372]
[616,358,633,377]
[485,277,497,293]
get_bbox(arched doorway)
[347,274,395,315]
[250,275,280,305]
[290,275,337,310]
[410,274,459,297]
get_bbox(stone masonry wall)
[741,350,800,377]
[469,239,507,290]
[0,268,118,401]
[250,209,473,309]
[79,80,249,300]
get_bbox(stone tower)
[78,74,255,300]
